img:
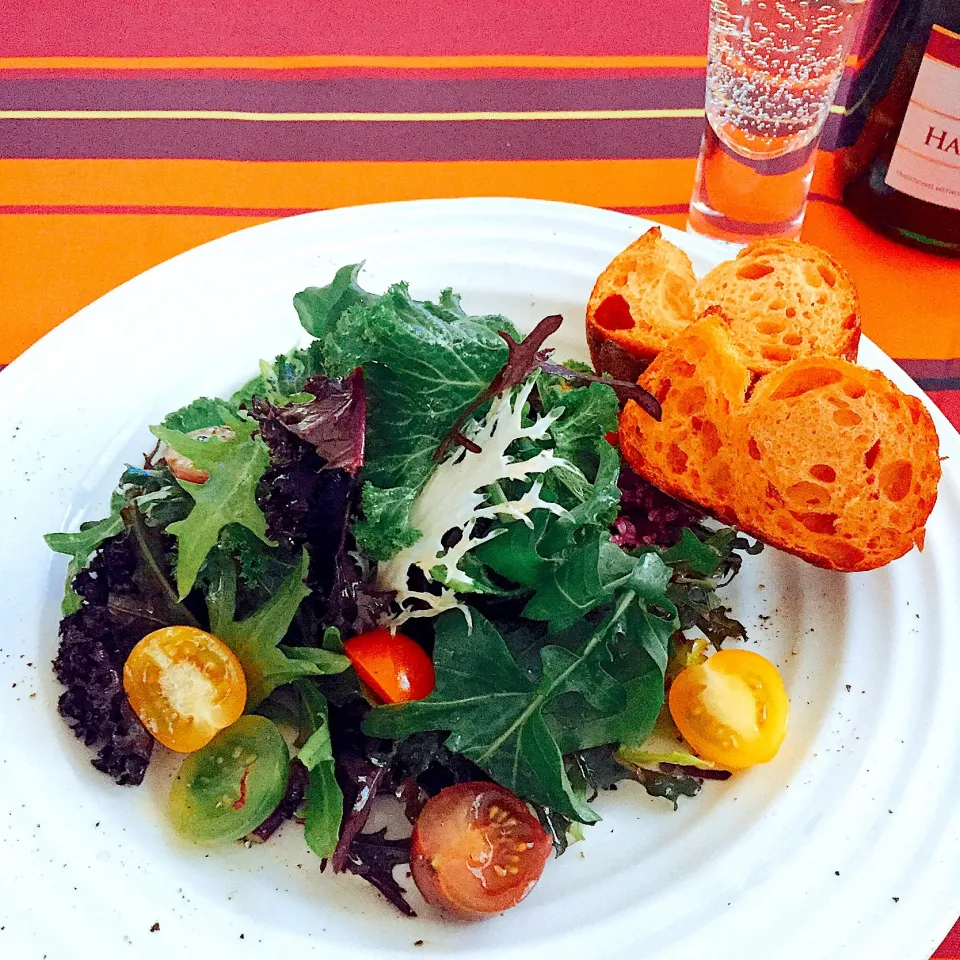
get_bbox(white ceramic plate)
[1,198,959,960]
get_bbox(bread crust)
[586,226,697,374]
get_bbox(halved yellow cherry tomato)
[668,648,788,770]
[123,626,247,753]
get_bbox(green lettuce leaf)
[230,342,327,408]
[353,482,422,562]
[161,397,243,434]
[45,511,124,614]
[540,378,618,475]
[205,549,347,708]
[294,680,344,859]
[150,422,272,598]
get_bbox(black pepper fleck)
[150,923,160,933]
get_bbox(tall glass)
[688,0,867,244]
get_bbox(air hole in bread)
[750,290,764,302]
[803,264,823,288]
[842,380,866,399]
[809,464,836,483]
[834,407,863,426]
[769,365,843,399]
[907,398,922,424]
[762,345,796,363]
[653,377,672,403]
[673,360,696,378]
[757,320,787,335]
[842,313,857,329]
[867,537,879,549]
[880,460,912,502]
[787,482,832,508]
[594,294,634,331]
[783,333,803,346]
[766,482,784,504]
[676,386,707,415]
[737,262,775,281]
[817,264,838,288]
[864,439,881,469]
[793,511,839,534]
[698,419,722,457]
[748,437,762,461]
[769,298,786,311]
[818,294,828,305]
[666,443,688,474]
[785,307,797,319]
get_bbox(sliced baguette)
[618,314,750,525]
[618,323,941,572]
[733,357,940,570]
[586,226,697,382]
[693,239,861,375]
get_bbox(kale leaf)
[296,268,515,490]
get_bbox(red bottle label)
[885,24,960,212]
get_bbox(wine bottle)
[843,0,960,256]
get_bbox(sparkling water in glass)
[688,0,866,243]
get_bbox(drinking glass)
[688,0,867,244]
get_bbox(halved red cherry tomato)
[668,648,789,770]
[123,626,247,753]
[411,782,552,918]
[344,628,435,704]
[163,425,235,484]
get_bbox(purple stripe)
[0,116,704,161]
[0,77,707,113]
[895,358,960,381]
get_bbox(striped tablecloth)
[2,2,958,954]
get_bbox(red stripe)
[0,204,314,216]
[927,389,960,432]
[929,25,960,68]
[609,203,691,216]
[0,0,709,57]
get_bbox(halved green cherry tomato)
[344,628,435,703]
[124,626,247,753]
[168,715,289,844]
[668,648,789,769]
[411,782,552,918]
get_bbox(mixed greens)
[47,265,762,916]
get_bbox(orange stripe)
[802,202,960,362]
[0,54,708,71]
[0,158,699,209]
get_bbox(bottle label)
[885,24,960,212]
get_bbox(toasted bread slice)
[619,325,941,572]
[693,240,861,376]
[734,358,940,570]
[618,314,750,525]
[586,227,697,382]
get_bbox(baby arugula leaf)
[150,422,272,598]
[365,589,673,824]
[205,549,348,709]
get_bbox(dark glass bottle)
[843,0,960,257]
